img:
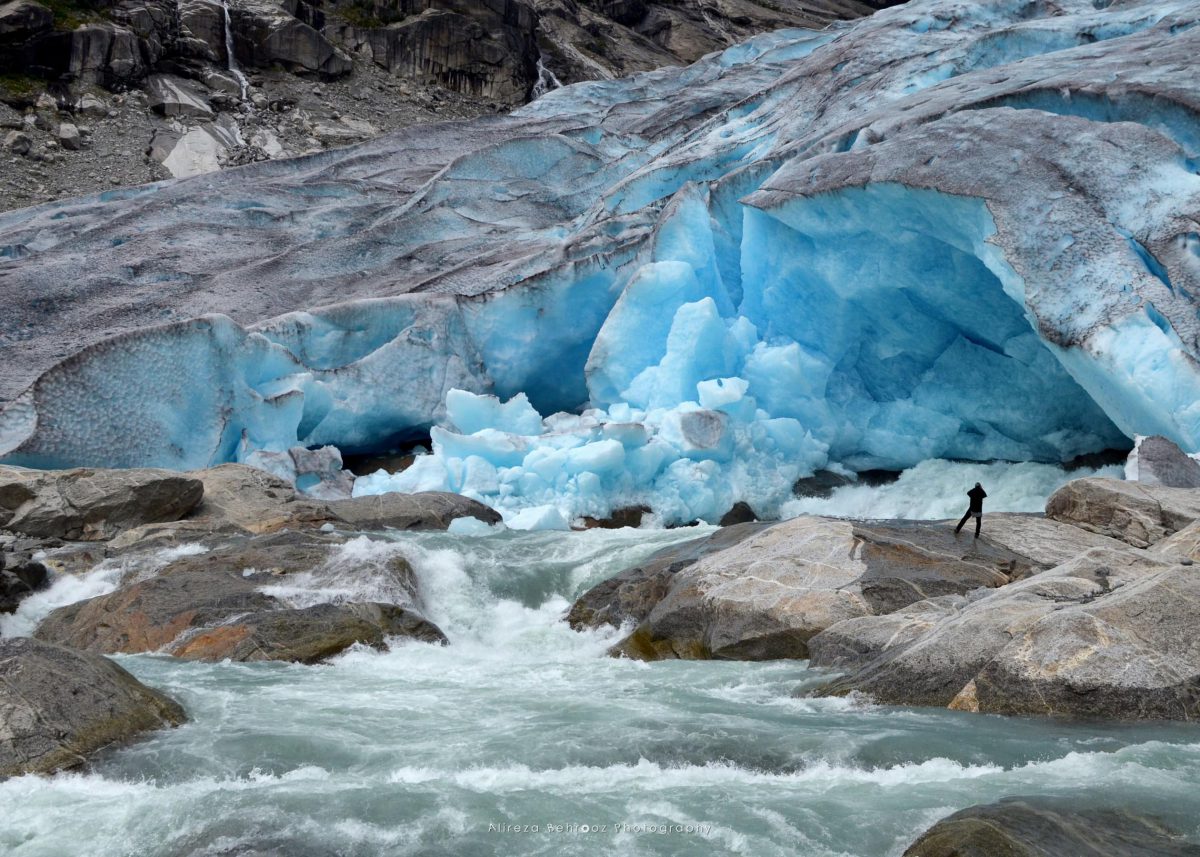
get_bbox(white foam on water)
[782,459,1125,521]
[0,543,209,638]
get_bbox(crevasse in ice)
[2,0,1199,524]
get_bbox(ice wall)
[3,0,1200,525]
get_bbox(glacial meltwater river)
[3,510,1200,856]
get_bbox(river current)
[3,470,1198,856]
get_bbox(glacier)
[3,0,1200,524]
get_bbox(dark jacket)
[967,485,987,513]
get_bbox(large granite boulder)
[1126,435,1200,489]
[34,530,444,661]
[0,466,204,541]
[592,516,1034,661]
[810,545,1200,719]
[903,797,1200,857]
[1045,478,1200,548]
[0,637,186,778]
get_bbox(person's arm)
[981,489,988,499]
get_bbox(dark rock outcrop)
[0,636,186,778]
[903,797,1200,857]
[0,466,204,541]
[329,0,538,103]
[0,552,48,614]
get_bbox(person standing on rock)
[954,483,987,538]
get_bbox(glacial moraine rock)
[605,516,1029,662]
[1045,478,1200,549]
[0,466,204,541]
[903,797,1200,857]
[1127,435,1200,489]
[809,546,1196,718]
[326,490,501,531]
[34,530,435,661]
[0,637,186,779]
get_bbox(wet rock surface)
[0,636,186,778]
[903,796,1200,857]
[585,516,1034,662]
[33,529,444,662]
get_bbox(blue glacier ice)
[3,0,1200,524]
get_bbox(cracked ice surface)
[3,0,1200,524]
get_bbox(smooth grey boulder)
[1045,478,1200,548]
[598,516,1030,661]
[809,545,1200,719]
[326,491,501,531]
[145,73,214,118]
[977,513,1134,572]
[0,466,204,541]
[181,463,335,534]
[1127,435,1200,489]
[903,797,1200,857]
[0,637,186,778]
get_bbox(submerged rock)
[903,797,1200,857]
[0,637,186,778]
[0,466,204,541]
[1045,478,1200,548]
[592,516,1034,661]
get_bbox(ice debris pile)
[3,0,1200,524]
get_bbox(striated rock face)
[231,0,353,78]
[33,530,447,661]
[0,466,204,540]
[903,797,1200,857]
[330,0,538,103]
[0,636,186,778]
[808,544,1200,719]
[1045,478,1200,549]
[586,516,1035,661]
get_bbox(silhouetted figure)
[955,482,987,538]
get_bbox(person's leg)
[956,510,971,533]
[974,513,981,538]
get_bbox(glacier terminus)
[2,0,1199,525]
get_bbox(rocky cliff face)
[0,0,896,210]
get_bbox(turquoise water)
[3,527,1199,856]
